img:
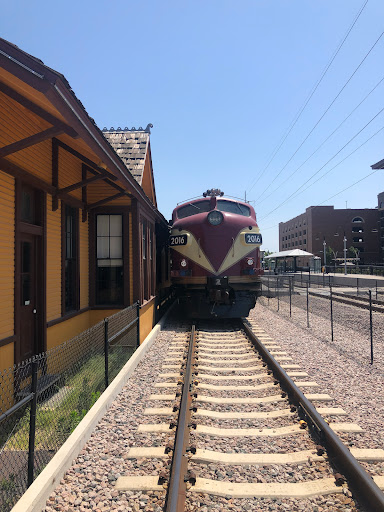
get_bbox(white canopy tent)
[264,249,314,259]
[264,249,314,272]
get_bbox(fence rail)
[0,302,141,511]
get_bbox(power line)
[259,117,384,221]
[256,74,384,206]
[259,168,379,233]
[252,27,383,199]
[248,0,369,191]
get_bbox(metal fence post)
[27,359,38,487]
[277,277,280,312]
[289,277,292,317]
[136,301,141,348]
[376,280,378,300]
[306,282,309,328]
[104,318,109,389]
[369,290,373,365]
[330,285,334,342]
[357,278,359,296]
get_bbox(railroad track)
[114,320,384,511]
[308,289,384,312]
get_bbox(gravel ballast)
[43,297,383,512]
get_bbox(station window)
[352,227,363,233]
[96,214,123,305]
[352,217,364,223]
[353,237,364,243]
[142,221,147,260]
[63,205,79,313]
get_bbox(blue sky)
[2,0,383,251]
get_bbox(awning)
[264,249,314,259]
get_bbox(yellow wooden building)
[0,38,169,373]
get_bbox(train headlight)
[207,210,223,226]
[180,259,187,267]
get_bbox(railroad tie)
[115,475,384,498]
[137,422,362,435]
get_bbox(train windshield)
[217,200,250,217]
[177,200,211,219]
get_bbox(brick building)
[279,205,380,265]
[372,159,384,263]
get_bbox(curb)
[11,305,174,512]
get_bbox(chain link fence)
[260,275,384,367]
[0,303,139,511]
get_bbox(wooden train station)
[0,37,170,374]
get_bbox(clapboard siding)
[46,196,62,322]
[80,218,89,309]
[0,171,14,339]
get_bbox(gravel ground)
[43,298,383,512]
[44,319,189,512]
[249,298,384,449]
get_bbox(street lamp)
[343,234,347,275]
[323,238,326,272]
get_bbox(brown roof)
[102,125,152,186]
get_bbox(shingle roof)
[102,125,152,186]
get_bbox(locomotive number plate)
[245,233,262,244]
[170,234,187,246]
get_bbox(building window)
[96,214,123,305]
[64,205,79,313]
[353,237,364,243]
[303,230,306,235]
[142,221,147,260]
[352,217,364,223]
[352,227,363,233]
[21,185,42,225]
[304,238,306,244]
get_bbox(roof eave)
[371,158,384,170]
[0,38,164,221]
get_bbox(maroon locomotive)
[170,189,263,318]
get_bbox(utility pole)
[343,233,347,275]
[323,237,326,271]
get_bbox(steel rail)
[243,321,384,511]
[165,324,196,512]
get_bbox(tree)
[262,249,274,270]
[325,246,336,265]
[348,246,360,263]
